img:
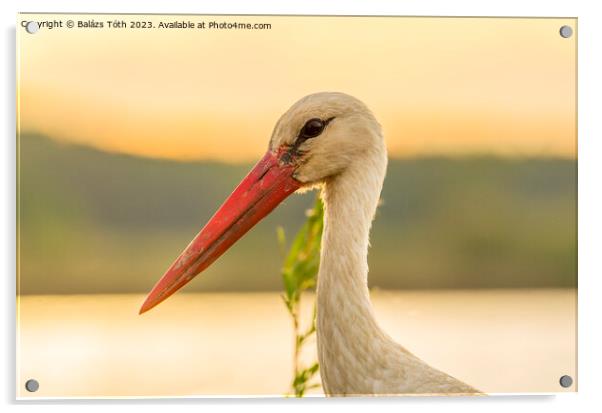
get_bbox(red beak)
[139,150,300,314]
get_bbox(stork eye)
[300,118,326,139]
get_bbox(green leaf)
[279,194,323,397]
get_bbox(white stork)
[140,92,480,396]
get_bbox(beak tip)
[138,295,156,315]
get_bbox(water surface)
[17,289,576,397]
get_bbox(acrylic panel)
[16,14,577,398]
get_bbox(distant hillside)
[18,134,577,294]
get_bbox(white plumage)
[272,92,480,396]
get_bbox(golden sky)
[18,15,576,161]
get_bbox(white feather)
[275,92,480,396]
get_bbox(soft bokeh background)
[17,14,576,397]
[18,134,576,293]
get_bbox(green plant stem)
[279,195,324,397]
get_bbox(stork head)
[140,92,384,314]
[270,92,384,185]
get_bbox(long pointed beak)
[139,150,300,314]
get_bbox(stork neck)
[319,166,381,308]
[316,149,388,393]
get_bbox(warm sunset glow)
[18,15,576,161]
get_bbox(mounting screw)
[25,21,39,34]
[559,375,573,388]
[25,379,39,392]
[559,25,573,38]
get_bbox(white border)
[3,1,601,412]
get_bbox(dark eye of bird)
[300,118,326,139]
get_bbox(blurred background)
[17,15,576,397]
[18,133,576,293]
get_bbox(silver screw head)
[25,21,39,34]
[25,379,39,392]
[559,25,573,38]
[559,375,573,388]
